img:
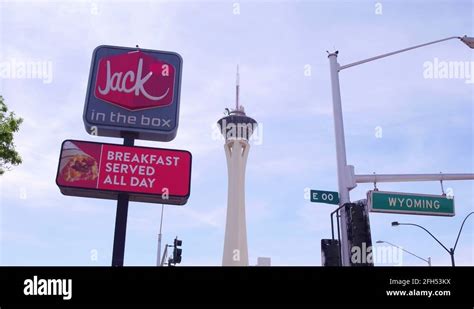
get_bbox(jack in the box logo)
[83,45,183,142]
[94,51,175,110]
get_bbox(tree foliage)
[0,96,22,175]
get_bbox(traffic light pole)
[156,204,165,266]
[160,244,171,266]
[327,35,473,266]
[328,52,353,266]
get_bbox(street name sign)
[56,140,192,205]
[310,189,340,205]
[367,190,454,217]
[83,45,183,142]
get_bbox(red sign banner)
[56,140,191,205]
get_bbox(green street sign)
[310,190,339,205]
[367,190,455,217]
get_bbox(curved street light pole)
[453,212,474,252]
[393,212,474,267]
[376,240,431,266]
[393,222,453,266]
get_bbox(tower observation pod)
[217,66,257,266]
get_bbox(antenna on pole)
[235,64,240,111]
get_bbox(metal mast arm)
[355,173,474,184]
[339,36,461,71]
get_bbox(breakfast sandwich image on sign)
[83,45,183,142]
[56,140,192,205]
[59,141,100,185]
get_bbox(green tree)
[0,96,22,175]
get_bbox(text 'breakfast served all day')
[56,140,191,204]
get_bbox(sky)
[0,0,472,266]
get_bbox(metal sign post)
[111,133,134,267]
[112,193,130,266]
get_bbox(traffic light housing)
[321,239,341,266]
[172,237,182,264]
[345,201,373,266]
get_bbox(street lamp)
[376,240,431,266]
[460,35,474,48]
[391,212,474,267]
[328,35,473,266]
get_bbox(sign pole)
[111,133,135,267]
[112,193,129,266]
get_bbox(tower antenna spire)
[236,64,240,111]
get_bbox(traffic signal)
[321,239,341,266]
[345,201,373,266]
[172,237,182,264]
